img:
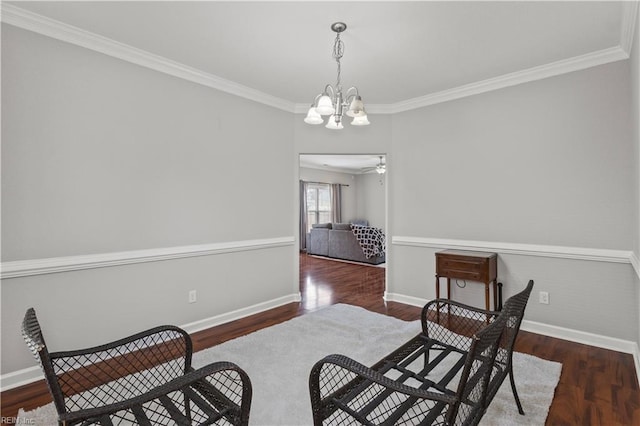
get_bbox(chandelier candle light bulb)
[305,22,370,129]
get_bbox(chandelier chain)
[332,33,344,91]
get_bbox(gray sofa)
[307,222,385,265]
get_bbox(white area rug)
[18,304,561,425]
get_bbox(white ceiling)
[4,1,631,107]
[300,154,385,174]
[4,1,635,173]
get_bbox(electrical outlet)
[188,290,197,304]
[539,291,549,305]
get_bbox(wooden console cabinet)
[435,250,502,311]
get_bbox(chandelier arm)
[311,93,323,107]
[344,87,360,104]
[323,84,336,98]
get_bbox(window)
[306,183,331,233]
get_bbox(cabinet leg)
[446,278,452,316]
[435,275,440,322]
[485,284,491,323]
[485,284,490,311]
[492,281,498,311]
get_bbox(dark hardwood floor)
[2,253,639,425]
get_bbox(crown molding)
[620,1,639,55]
[296,46,628,115]
[294,104,311,114]
[1,237,295,279]
[2,3,634,116]
[1,4,295,113]
[390,46,629,113]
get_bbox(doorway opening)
[298,154,387,310]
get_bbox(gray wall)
[2,25,296,373]
[391,62,632,249]
[294,114,392,157]
[389,60,638,341]
[355,172,386,230]
[632,7,640,263]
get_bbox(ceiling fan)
[361,156,386,174]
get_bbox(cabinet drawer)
[436,251,496,282]
[437,258,485,281]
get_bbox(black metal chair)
[22,308,252,426]
[422,279,534,416]
[309,280,534,425]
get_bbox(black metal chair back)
[22,307,251,426]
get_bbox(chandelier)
[304,22,370,129]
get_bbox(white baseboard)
[0,292,301,392]
[520,320,640,387]
[383,292,428,307]
[385,292,640,374]
[180,293,301,334]
[519,319,639,354]
[634,345,640,389]
[0,366,43,393]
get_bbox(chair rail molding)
[392,236,634,265]
[1,236,295,279]
[631,252,640,280]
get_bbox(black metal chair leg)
[184,390,192,423]
[508,364,525,415]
